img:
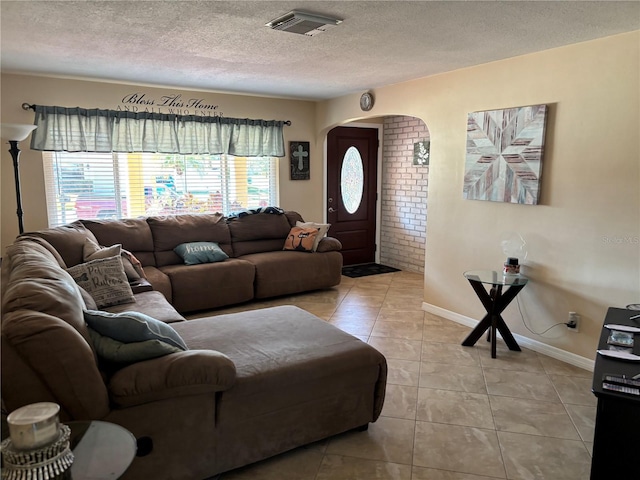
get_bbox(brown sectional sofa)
[1,212,388,479]
[35,210,343,313]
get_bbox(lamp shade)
[1,123,37,142]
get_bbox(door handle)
[328,207,336,213]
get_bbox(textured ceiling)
[1,1,639,100]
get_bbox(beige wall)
[1,75,324,250]
[318,31,640,361]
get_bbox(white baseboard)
[422,302,595,372]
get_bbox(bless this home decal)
[118,92,223,116]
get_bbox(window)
[340,146,364,214]
[43,152,278,226]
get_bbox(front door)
[327,126,379,265]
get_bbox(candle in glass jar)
[7,402,60,450]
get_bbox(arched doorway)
[326,115,430,273]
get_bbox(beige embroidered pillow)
[283,227,319,253]
[67,256,135,308]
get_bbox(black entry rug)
[342,263,401,278]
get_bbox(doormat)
[342,263,400,278]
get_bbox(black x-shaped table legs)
[461,278,525,358]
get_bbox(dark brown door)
[327,126,379,265]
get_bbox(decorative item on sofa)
[295,221,330,252]
[174,241,228,265]
[1,402,74,480]
[83,238,143,280]
[66,256,135,308]
[84,310,188,363]
[283,226,318,252]
[227,206,284,219]
[1,123,37,234]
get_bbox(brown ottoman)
[172,305,388,474]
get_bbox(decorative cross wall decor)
[290,141,310,180]
[463,104,548,205]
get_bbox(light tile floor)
[192,271,596,480]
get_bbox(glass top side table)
[68,420,137,479]
[462,270,529,358]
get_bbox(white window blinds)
[43,151,278,226]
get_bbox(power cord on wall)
[516,296,568,336]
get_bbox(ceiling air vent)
[266,11,343,36]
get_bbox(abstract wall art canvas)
[463,104,548,205]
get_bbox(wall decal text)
[117,92,224,116]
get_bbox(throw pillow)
[174,242,229,265]
[67,256,135,308]
[283,227,319,253]
[83,310,188,351]
[296,221,331,252]
[83,238,142,281]
[88,328,183,364]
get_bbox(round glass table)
[67,421,137,479]
[461,270,529,358]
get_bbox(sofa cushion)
[83,310,188,351]
[141,267,173,304]
[2,240,94,348]
[13,235,67,268]
[104,290,185,324]
[78,285,98,310]
[23,221,98,267]
[283,227,318,252]
[82,218,156,267]
[172,306,386,418]
[174,242,229,265]
[160,259,255,313]
[228,212,293,256]
[2,311,110,420]
[67,256,135,308]
[147,214,232,266]
[284,210,304,227]
[240,250,343,298]
[88,328,184,364]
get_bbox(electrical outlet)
[567,312,580,332]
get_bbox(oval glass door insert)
[341,146,364,214]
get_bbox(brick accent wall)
[380,116,429,273]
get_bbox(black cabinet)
[590,307,640,479]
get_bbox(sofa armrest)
[108,350,236,408]
[316,236,342,253]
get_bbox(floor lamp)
[1,124,37,234]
